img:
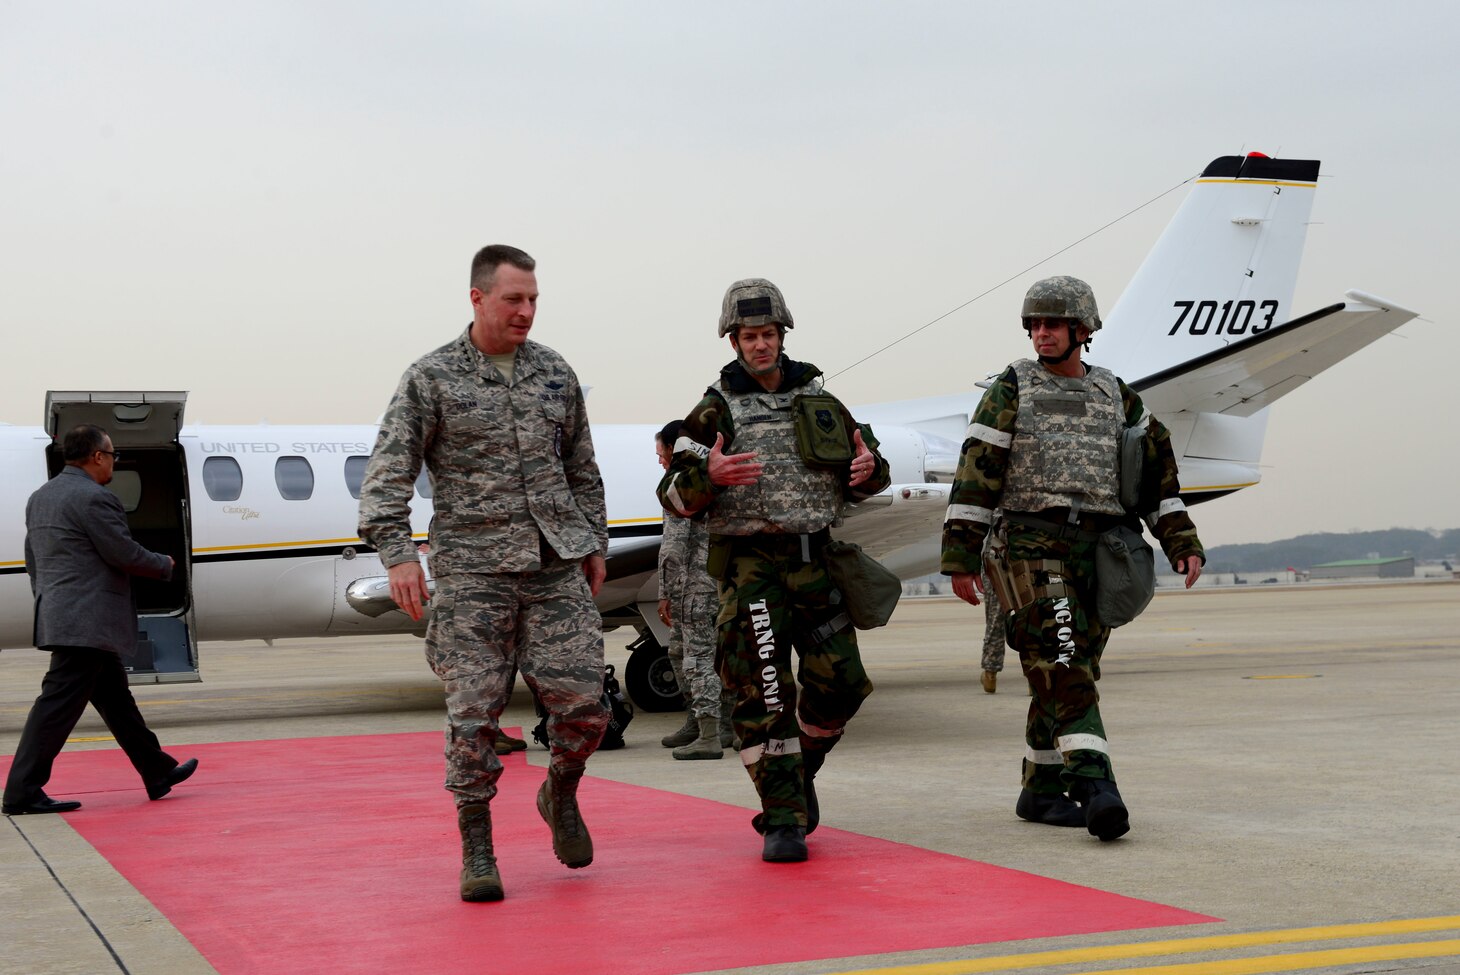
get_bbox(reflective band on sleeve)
[1025,746,1064,766]
[797,714,841,739]
[1057,733,1110,755]
[740,737,802,766]
[674,436,710,459]
[1157,497,1187,518]
[968,422,1012,448]
[945,503,994,525]
[665,478,694,517]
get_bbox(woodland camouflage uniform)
[659,353,889,838]
[942,358,1202,809]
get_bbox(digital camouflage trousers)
[981,564,1007,673]
[668,589,725,719]
[425,561,608,806]
[716,533,873,830]
[1004,526,1115,794]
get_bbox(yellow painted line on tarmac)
[65,735,116,743]
[1073,939,1460,975]
[817,916,1460,975]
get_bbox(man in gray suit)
[3,424,198,815]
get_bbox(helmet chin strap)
[1033,324,1084,365]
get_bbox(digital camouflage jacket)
[358,328,607,576]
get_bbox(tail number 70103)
[1169,299,1277,336]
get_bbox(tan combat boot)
[457,803,504,902]
[981,670,997,694]
[537,766,593,868]
[660,711,698,748]
[673,716,724,760]
[493,732,528,755]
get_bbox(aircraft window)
[106,471,142,513]
[344,455,369,500]
[202,456,243,502]
[275,456,315,501]
[415,469,433,499]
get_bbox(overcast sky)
[1,2,1453,546]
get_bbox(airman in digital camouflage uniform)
[654,420,735,759]
[657,279,890,863]
[358,244,610,902]
[941,276,1204,841]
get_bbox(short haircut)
[656,420,682,448]
[62,424,109,462]
[470,244,536,293]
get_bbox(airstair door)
[44,392,200,683]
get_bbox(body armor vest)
[705,378,844,535]
[1001,358,1125,517]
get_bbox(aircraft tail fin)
[1097,153,1321,383]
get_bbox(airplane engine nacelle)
[867,424,962,485]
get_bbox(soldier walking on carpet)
[658,278,890,863]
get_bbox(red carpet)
[8,733,1216,974]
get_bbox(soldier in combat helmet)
[941,276,1204,841]
[359,244,610,901]
[657,278,891,863]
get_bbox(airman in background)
[655,420,735,759]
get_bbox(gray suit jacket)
[25,465,173,656]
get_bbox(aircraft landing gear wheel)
[624,629,684,713]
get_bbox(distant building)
[1309,556,1415,580]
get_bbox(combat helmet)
[1020,276,1101,335]
[718,278,794,337]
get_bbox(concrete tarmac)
[2,580,1458,974]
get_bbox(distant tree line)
[1201,528,1459,574]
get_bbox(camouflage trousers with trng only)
[980,565,1007,673]
[1004,526,1115,795]
[425,561,608,807]
[668,589,725,720]
[716,533,873,831]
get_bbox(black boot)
[1074,778,1130,841]
[762,825,808,862]
[802,750,826,835]
[1015,788,1085,827]
[457,804,504,902]
[537,766,594,868]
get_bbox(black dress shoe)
[147,758,199,800]
[3,795,82,815]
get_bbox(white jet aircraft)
[0,153,1417,711]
